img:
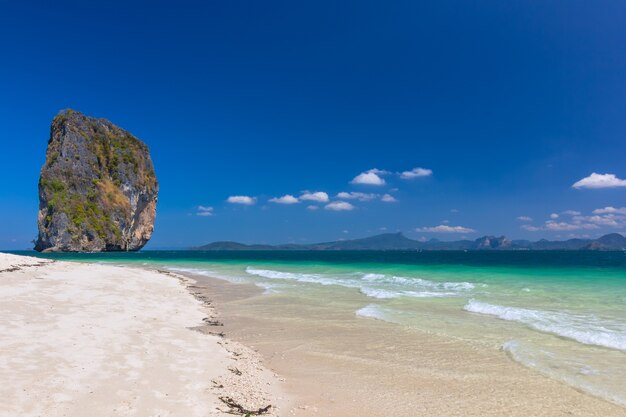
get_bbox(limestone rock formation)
[35,109,158,252]
[475,235,511,249]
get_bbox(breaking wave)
[465,300,626,352]
[245,267,478,299]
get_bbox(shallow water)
[21,250,626,407]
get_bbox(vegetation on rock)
[35,109,158,252]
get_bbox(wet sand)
[190,273,626,417]
[3,252,624,417]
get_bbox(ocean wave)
[362,273,386,280]
[245,267,360,287]
[361,273,476,291]
[465,300,626,352]
[503,340,626,406]
[167,267,247,284]
[255,282,283,294]
[167,267,214,276]
[246,267,478,298]
[355,304,388,320]
[360,287,457,299]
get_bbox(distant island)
[192,232,626,251]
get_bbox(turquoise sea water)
[18,250,626,407]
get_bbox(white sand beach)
[0,253,282,417]
[3,252,626,417]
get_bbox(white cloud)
[593,206,626,215]
[523,208,626,232]
[415,225,476,233]
[572,173,626,189]
[586,215,623,227]
[351,169,386,186]
[336,191,397,203]
[227,195,256,205]
[568,233,591,239]
[306,205,319,211]
[325,201,355,211]
[300,191,329,202]
[269,194,299,204]
[450,209,459,213]
[545,221,599,231]
[517,216,533,222]
[521,224,542,232]
[368,168,390,175]
[196,205,214,216]
[572,213,626,228]
[337,192,378,201]
[400,167,433,179]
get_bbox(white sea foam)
[360,287,456,299]
[167,267,283,293]
[167,267,213,276]
[465,300,626,352]
[355,304,388,320]
[361,273,476,291]
[255,282,283,294]
[503,340,626,406]
[246,267,478,300]
[359,288,398,299]
[361,273,386,280]
[245,267,359,287]
[167,267,246,284]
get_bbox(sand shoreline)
[3,253,626,417]
[0,253,285,417]
[180,270,626,417]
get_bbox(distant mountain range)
[192,232,626,251]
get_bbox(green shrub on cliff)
[35,109,158,252]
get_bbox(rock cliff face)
[35,110,158,252]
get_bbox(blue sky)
[1,0,626,249]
